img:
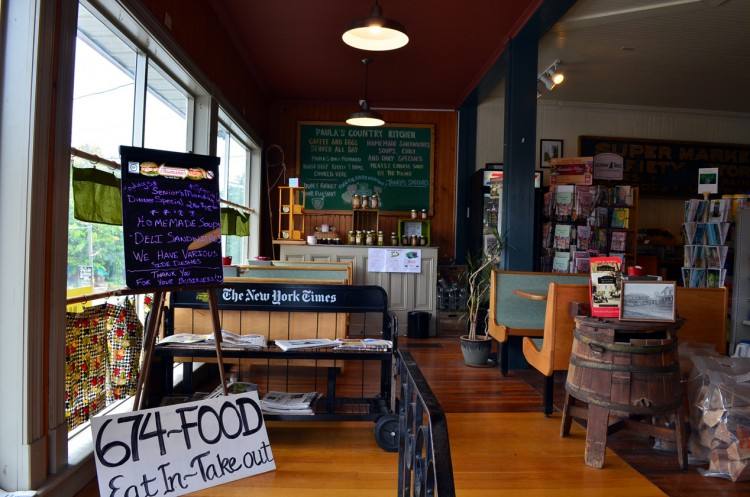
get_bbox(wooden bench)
[675,287,727,355]
[522,283,589,415]
[236,262,352,284]
[488,270,589,375]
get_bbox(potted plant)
[460,239,501,366]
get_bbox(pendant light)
[347,58,385,127]
[342,1,409,52]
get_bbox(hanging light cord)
[264,144,287,257]
[361,58,371,109]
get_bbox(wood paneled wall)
[266,101,458,262]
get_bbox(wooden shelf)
[272,240,307,245]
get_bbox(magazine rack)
[152,282,400,450]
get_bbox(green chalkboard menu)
[120,146,223,290]
[297,122,433,212]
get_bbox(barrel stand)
[561,316,687,470]
[560,392,687,469]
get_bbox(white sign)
[593,153,624,180]
[367,248,421,273]
[91,392,274,497]
[698,167,719,194]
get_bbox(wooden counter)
[279,244,439,336]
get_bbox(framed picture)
[540,139,563,168]
[620,281,676,322]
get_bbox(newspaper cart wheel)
[374,414,399,452]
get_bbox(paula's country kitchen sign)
[579,136,750,196]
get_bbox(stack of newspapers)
[260,391,319,416]
[159,330,267,349]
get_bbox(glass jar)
[348,230,355,245]
[370,194,379,209]
[361,195,369,209]
[355,230,363,245]
[365,230,374,246]
[410,209,417,219]
[352,194,361,209]
[401,235,409,245]
[420,209,427,219]
[377,231,384,246]
[390,232,398,246]
[411,235,418,246]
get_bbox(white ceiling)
[538,0,750,112]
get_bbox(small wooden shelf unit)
[278,186,305,241]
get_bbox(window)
[144,61,190,152]
[216,121,252,263]
[68,5,137,290]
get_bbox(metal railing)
[397,350,456,497]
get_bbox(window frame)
[60,0,264,476]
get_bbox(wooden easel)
[133,287,228,410]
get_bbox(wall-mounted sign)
[297,122,434,212]
[119,146,223,290]
[593,152,624,180]
[91,392,274,497]
[698,167,719,194]
[580,136,750,196]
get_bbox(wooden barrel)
[565,316,684,415]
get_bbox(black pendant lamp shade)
[342,1,409,52]
[347,58,385,127]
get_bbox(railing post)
[396,351,456,497]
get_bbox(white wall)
[475,95,505,170]
[536,100,750,165]
[535,99,750,237]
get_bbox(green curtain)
[72,167,250,236]
[72,167,122,225]
[221,207,250,236]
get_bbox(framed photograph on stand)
[620,281,676,322]
[540,139,564,168]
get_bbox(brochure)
[589,256,623,317]
[553,224,572,250]
[611,207,630,229]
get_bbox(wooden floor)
[74,334,750,497]
[75,412,665,497]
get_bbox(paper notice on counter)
[367,248,421,273]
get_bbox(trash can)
[407,311,430,339]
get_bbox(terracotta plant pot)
[460,335,492,367]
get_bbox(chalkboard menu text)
[298,122,433,212]
[120,146,223,290]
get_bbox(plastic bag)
[686,353,750,481]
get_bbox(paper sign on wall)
[367,248,422,273]
[91,392,274,497]
[698,167,719,194]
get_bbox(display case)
[398,219,431,246]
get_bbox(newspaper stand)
[153,282,400,451]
